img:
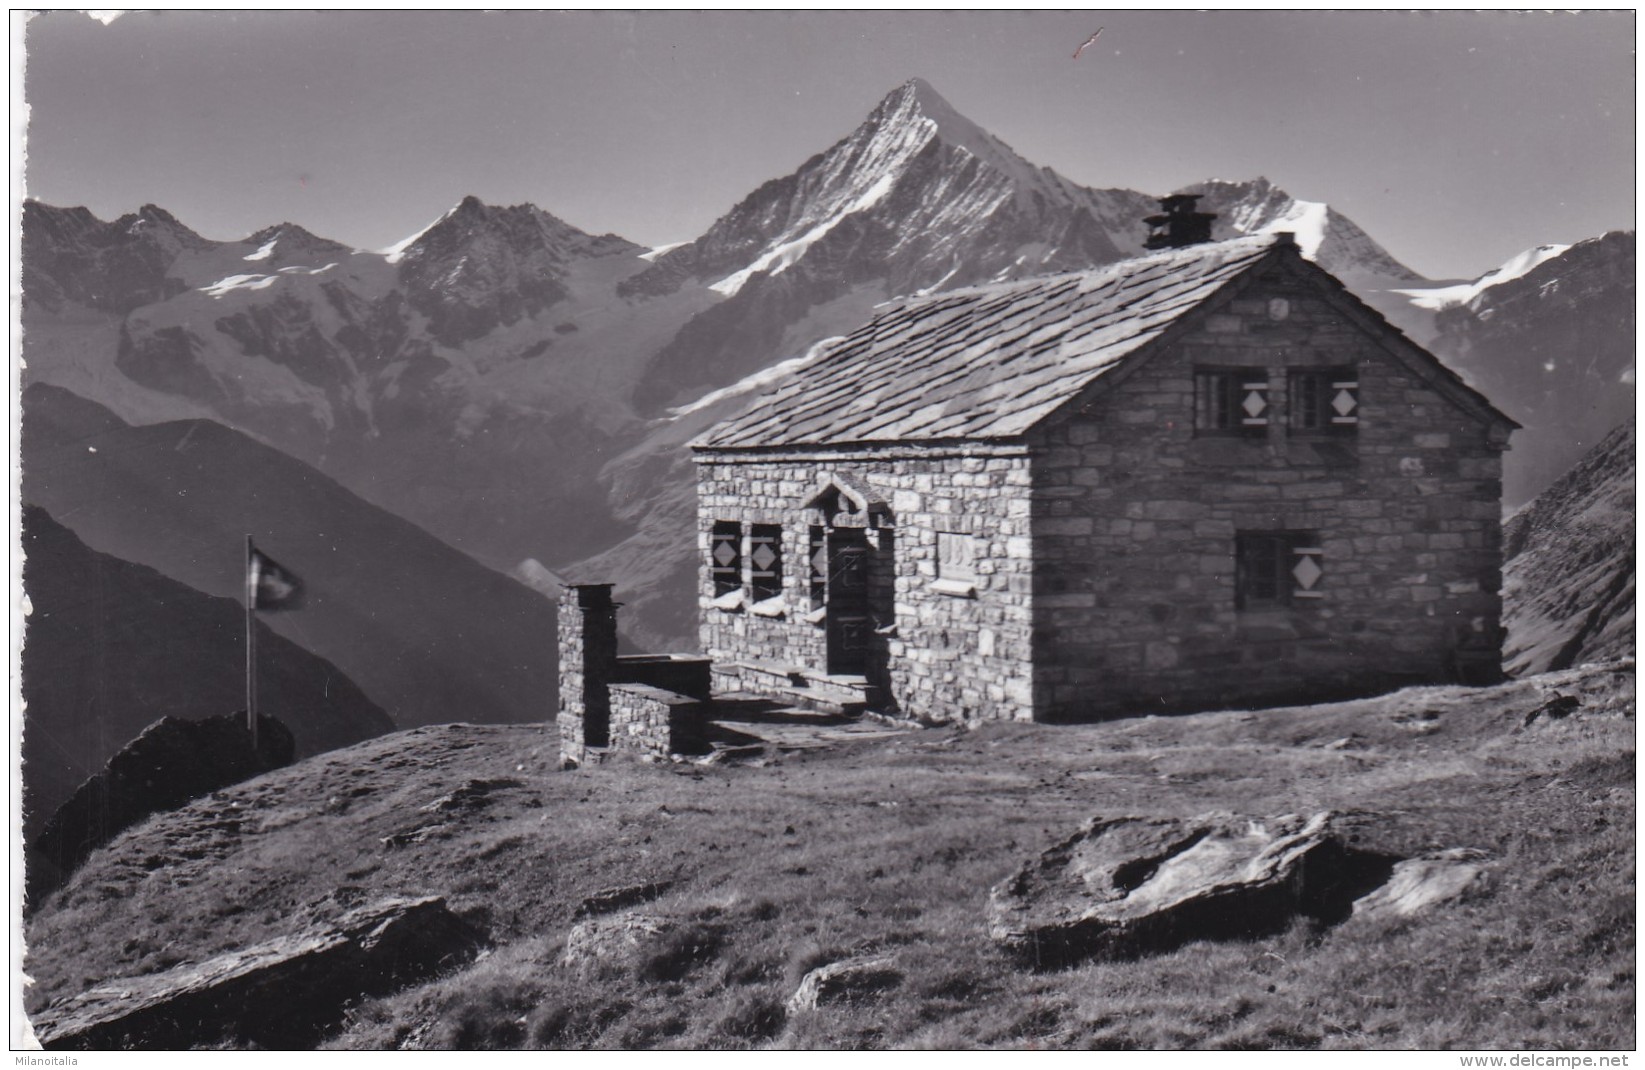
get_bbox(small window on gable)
[1196,369,1268,436]
[1236,532,1324,609]
[1290,366,1359,434]
[710,521,742,596]
[749,524,783,602]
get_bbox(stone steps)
[711,660,882,717]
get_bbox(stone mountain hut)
[690,217,1518,724]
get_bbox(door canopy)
[804,471,891,529]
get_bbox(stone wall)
[557,584,617,767]
[1026,258,1507,718]
[608,684,706,758]
[613,654,713,701]
[695,446,1037,722]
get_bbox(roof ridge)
[876,233,1281,311]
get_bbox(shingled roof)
[697,234,1292,449]
[696,233,1517,451]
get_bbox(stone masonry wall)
[608,684,705,758]
[695,446,1037,722]
[1027,260,1507,719]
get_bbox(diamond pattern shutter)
[1196,370,1268,437]
[1240,379,1270,427]
[750,524,782,602]
[1289,367,1358,434]
[1330,377,1359,426]
[711,521,741,596]
[809,526,827,605]
[1291,545,1325,598]
[1236,531,1323,608]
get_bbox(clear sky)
[18,9,1636,280]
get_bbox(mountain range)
[21,383,556,731]
[21,77,1635,657]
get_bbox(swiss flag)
[249,545,305,611]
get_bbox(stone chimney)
[557,583,617,767]
[1143,193,1217,250]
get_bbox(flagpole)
[245,534,258,752]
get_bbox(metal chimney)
[1143,193,1217,250]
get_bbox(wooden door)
[825,528,871,676]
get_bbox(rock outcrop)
[29,712,295,906]
[787,955,902,1013]
[1352,851,1490,919]
[32,896,487,1049]
[987,812,1395,968]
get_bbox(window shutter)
[1329,377,1360,426]
[1291,545,1325,598]
[1239,379,1270,427]
[1237,532,1324,608]
[808,526,827,605]
[750,525,783,602]
[1196,369,1269,436]
[710,521,742,596]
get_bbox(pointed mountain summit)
[1186,178,1423,285]
[625,78,1155,411]
[239,223,352,267]
[393,195,641,345]
[22,201,211,314]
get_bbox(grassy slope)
[23,664,1634,1050]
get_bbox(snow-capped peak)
[1240,198,1329,260]
[244,235,278,262]
[380,201,465,263]
[1186,177,1423,283]
[1392,242,1574,311]
[705,78,1068,297]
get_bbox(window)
[749,524,783,602]
[1195,369,1269,436]
[1289,367,1359,434]
[710,521,741,596]
[1236,532,1324,608]
[808,526,827,605]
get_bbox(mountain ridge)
[20,77,1633,654]
[21,383,559,730]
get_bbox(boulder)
[988,812,1388,968]
[560,913,674,972]
[787,955,903,1013]
[1353,851,1489,918]
[32,896,487,1049]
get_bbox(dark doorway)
[825,528,871,675]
